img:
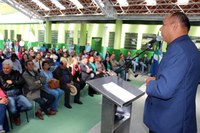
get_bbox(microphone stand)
[114,46,152,77]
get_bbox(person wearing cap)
[53,60,82,109]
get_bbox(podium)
[86,76,145,133]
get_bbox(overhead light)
[177,0,189,5]
[69,0,83,9]
[32,0,50,11]
[117,0,129,7]
[50,0,66,10]
[145,0,157,6]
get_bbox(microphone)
[146,36,162,48]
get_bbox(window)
[141,33,156,51]
[51,30,58,44]
[10,30,14,40]
[108,32,115,48]
[38,30,45,42]
[124,33,138,50]
[4,30,8,40]
[65,30,74,44]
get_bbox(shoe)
[13,117,21,126]
[74,100,83,104]
[134,74,139,78]
[65,104,72,109]
[50,109,58,112]
[88,93,94,97]
[47,110,56,115]
[35,110,44,120]
[126,79,131,81]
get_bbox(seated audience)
[40,61,63,112]
[23,60,56,120]
[80,57,96,97]
[53,60,82,109]
[0,60,32,126]
[69,57,86,90]
[10,53,22,74]
[32,53,43,73]
[110,53,126,80]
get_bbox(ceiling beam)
[1,0,42,20]
[93,0,117,19]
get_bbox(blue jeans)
[140,62,147,73]
[7,95,32,115]
[0,104,6,130]
[132,61,138,72]
[0,104,9,132]
[113,67,126,80]
[44,85,64,110]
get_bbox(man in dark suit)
[53,60,82,109]
[144,12,200,133]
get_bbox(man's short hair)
[2,59,13,68]
[171,12,190,32]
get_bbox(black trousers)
[61,83,81,106]
[34,89,55,114]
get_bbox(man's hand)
[6,80,13,84]
[145,77,156,85]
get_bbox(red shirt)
[0,89,6,98]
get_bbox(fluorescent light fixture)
[50,0,66,10]
[69,0,83,9]
[145,0,157,6]
[117,0,129,6]
[32,0,50,11]
[177,0,189,5]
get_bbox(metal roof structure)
[1,0,200,22]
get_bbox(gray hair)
[2,59,13,68]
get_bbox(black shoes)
[134,74,139,78]
[65,104,72,109]
[74,100,83,104]
[88,93,94,97]
[127,79,131,81]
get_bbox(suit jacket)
[22,70,46,100]
[80,62,91,81]
[144,35,200,133]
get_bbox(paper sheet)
[138,83,146,92]
[102,82,136,102]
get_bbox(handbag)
[48,79,60,89]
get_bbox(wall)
[0,22,200,59]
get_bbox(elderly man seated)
[23,60,56,120]
[53,60,82,109]
[0,59,32,126]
